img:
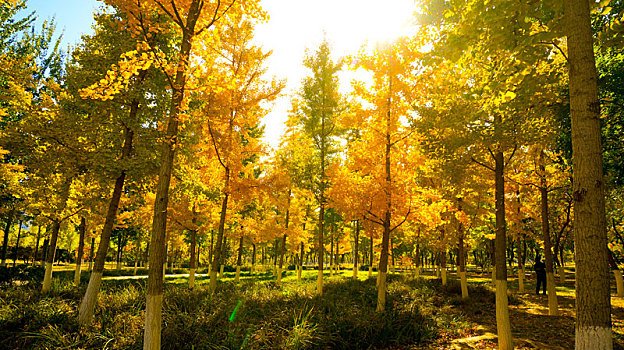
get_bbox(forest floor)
[0,264,623,349]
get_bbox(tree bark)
[32,224,41,267]
[565,0,613,348]
[1,208,15,266]
[353,220,359,279]
[210,169,229,294]
[79,123,134,325]
[42,176,73,293]
[539,150,559,315]
[143,3,201,348]
[12,219,22,267]
[494,134,512,349]
[235,234,243,283]
[74,217,86,285]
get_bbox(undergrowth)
[0,272,499,349]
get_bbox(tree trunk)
[353,220,359,279]
[539,150,559,315]
[1,208,15,266]
[74,217,86,285]
[457,198,468,299]
[608,250,624,297]
[79,124,134,326]
[210,169,230,294]
[236,234,243,283]
[494,143,512,349]
[188,206,198,289]
[42,176,73,293]
[143,4,201,348]
[376,107,393,313]
[89,237,95,272]
[317,204,325,295]
[565,0,613,348]
[251,242,256,275]
[298,241,304,281]
[32,225,41,267]
[42,220,61,293]
[12,220,22,267]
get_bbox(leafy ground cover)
[0,266,622,349]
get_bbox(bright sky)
[24,0,420,149]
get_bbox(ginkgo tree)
[341,38,426,312]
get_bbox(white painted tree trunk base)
[415,267,420,278]
[143,293,163,350]
[546,272,560,316]
[441,269,447,286]
[78,272,103,326]
[575,326,613,350]
[376,271,387,312]
[460,271,469,299]
[277,267,282,285]
[219,265,224,279]
[235,266,241,283]
[74,263,82,286]
[495,279,513,350]
[297,266,302,281]
[42,262,53,293]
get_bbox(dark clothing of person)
[534,260,546,295]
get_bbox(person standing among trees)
[534,255,546,295]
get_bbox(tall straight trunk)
[517,236,525,293]
[457,198,468,299]
[608,251,624,297]
[298,241,304,281]
[210,169,230,294]
[414,241,421,277]
[189,206,198,289]
[494,144,512,349]
[539,150,559,315]
[329,230,334,276]
[42,220,61,293]
[12,220,22,267]
[116,235,123,271]
[251,242,256,275]
[1,208,15,266]
[369,229,374,279]
[41,238,48,267]
[188,229,197,288]
[74,217,86,285]
[143,4,201,348]
[79,123,135,326]
[32,225,41,267]
[317,204,325,294]
[235,234,243,283]
[42,177,72,293]
[376,106,392,313]
[353,220,359,279]
[89,237,95,272]
[278,190,290,285]
[440,228,447,285]
[565,0,612,348]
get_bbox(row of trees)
[0,0,621,349]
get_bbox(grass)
[2,265,624,349]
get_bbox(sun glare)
[254,0,420,149]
